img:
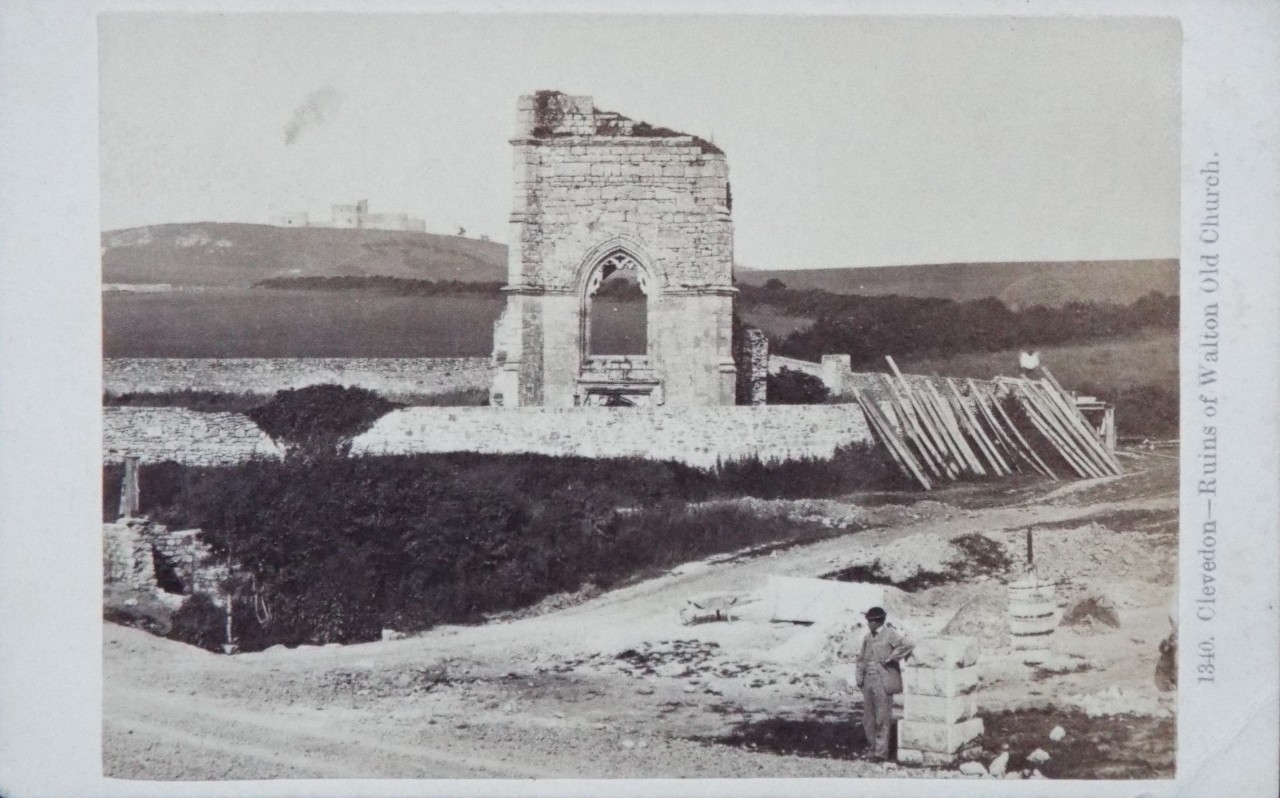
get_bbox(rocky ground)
[103,449,1177,781]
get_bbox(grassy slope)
[102,223,507,287]
[103,290,504,357]
[104,223,1175,308]
[737,259,1178,308]
[104,290,648,358]
[895,328,1177,394]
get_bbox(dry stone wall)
[103,519,158,590]
[103,407,284,465]
[104,358,493,398]
[102,405,871,468]
[352,406,871,468]
[146,525,228,597]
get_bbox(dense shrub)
[132,444,903,649]
[1076,383,1178,440]
[400,388,489,407]
[167,594,227,652]
[103,390,269,413]
[767,367,830,405]
[745,286,1178,368]
[103,460,192,522]
[253,275,505,296]
[246,384,400,461]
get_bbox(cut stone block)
[897,747,924,766]
[898,717,984,754]
[1010,615,1058,635]
[1012,634,1054,651]
[897,745,981,767]
[1008,599,1057,618]
[910,636,979,668]
[902,664,980,698]
[904,693,978,725]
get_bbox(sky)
[99,13,1181,269]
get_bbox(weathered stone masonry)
[492,92,737,408]
[104,357,492,398]
[103,405,872,469]
[103,407,284,465]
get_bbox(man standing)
[855,606,914,762]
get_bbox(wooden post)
[1014,382,1100,478]
[885,363,956,476]
[855,389,932,490]
[118,455,141,520]
[981,382,1058,480]
[1037,375,1123,474]
[966,379,1032,473]
[1029,380,1117,476]
[946,379,1009,475]
[882,375,950,479]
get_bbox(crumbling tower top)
[514,90,723,154]
[492,90,738,408]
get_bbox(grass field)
[895,328,1177,394]
[104,289,503,357]
[106,289,649,358]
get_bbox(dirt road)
[104,451,1177,780]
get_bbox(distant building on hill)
[270,212,310,227]
[270,200,426,233]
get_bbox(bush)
[103,390,268,413]
[103,460,191,522]
[167,594,227,652]
[768,367,830,404]
[246,384,400,461]
[1076,382,1178,440]
[133,445,905,648]
[749,285,1179,368]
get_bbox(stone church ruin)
[490,92,744,408]
[102,91,1117,480]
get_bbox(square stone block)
[904,693,978,725]
[910,636,980,668]
[902,664,980,698]
[898,718,984,754]
[896,743,981,767]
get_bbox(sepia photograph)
[92,12,1189,782]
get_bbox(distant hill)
[737,259,1178,308]
[103,223,1176,308]
[102,223,507,288]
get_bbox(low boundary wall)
[103,405,872,468]
[103,407,284,465]
[103,358,494,398]
[352,405,871,467]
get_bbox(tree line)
[746,285,1177,366]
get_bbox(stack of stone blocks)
[897,636,984,766]
[102,519,158,590]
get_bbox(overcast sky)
[99,14,1180,269]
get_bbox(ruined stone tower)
[490,92,737,407]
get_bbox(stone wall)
[103,519,158,590]
[768,355,825,379]
[104,519,229,600]
[104,358,494,398]
[145,524,228,598]
[103,405,872,469]
[103,407,284,465]
[352,405,872,468]
[734,326,769,405]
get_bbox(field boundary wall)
[104,358,494,397]
[103,405,872,468]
